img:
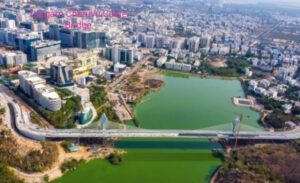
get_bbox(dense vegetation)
[89,85,120,122]
[60,159,85,173]
[0,163,24,183]
[89,85,108,109]
[100,104,120,122]
[216,142,300,183]
[200,57,250,77]
[55,87,74,98]
[264,109,300,129]
[256,96,284,111]
[39,95,82,129]
[96,76,107,85]
[16,87,82,128]
[292,106,300,115]
[227,57,251,74]
[0,130,58,173]
[107,154,124,165]
[285,86,300,101]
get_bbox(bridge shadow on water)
[114,140,223,162]
[115,140,223,150]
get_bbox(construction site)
[107,57,164,122]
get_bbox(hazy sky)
[224,0,300,6]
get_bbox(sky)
[223,0,300,6]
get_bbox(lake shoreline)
[53,72,263,183]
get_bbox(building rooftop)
[62,48,92,59]
[18,70,38,78]
[30,40,61,48]
[27,76,45,84]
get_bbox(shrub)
[60,159,84,173]
[61,141,72,152]
[44,174,49,182]
[107,154,124,165]
[292,106,300,115]
[0,163,24,183]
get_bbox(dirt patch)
[120,66,163,102]
[210,58,228,68]
[144,79,164,89]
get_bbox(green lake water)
[53,139,222,183]
[135,73,262,131]
[52,73,262,183]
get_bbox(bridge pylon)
[100,113,108,130]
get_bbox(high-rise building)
[106,45,134,65]
[4,19,16,29]
[119,47,134,65]
[50,26,107,49]
[74,31,97,50]
[155,35,166,48]
[59,28,74,47]
[97,32,106,48]
[20,22,34,30]
[3,11,17,21]
[16,32,42,58]
[145,35,155,48]
[50,61,74,87]
[200,35,211,48]
[105,45,120,63]
[0,50,27,67]
[169,38,185,50]
[49,24,62,40]
[30,40,61,61]
[0,28,42,57]
[137,33,145,44]
[188,37,200,53]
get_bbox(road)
[1,84,300,141]
[249,22,282,47]
[7,100,300,141]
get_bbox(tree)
[264,110,300,129]
[60,159,85,173]
[0,108,6,115]
[44,174,50,182]
[89,86,108,109]
[256,97,283,111]
[61,141,72,152]
[292,106,300,115]
[96,76,106,85]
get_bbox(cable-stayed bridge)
[10,101,300,141]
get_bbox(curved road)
[1,84,299,141]
[7,101,300,141]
